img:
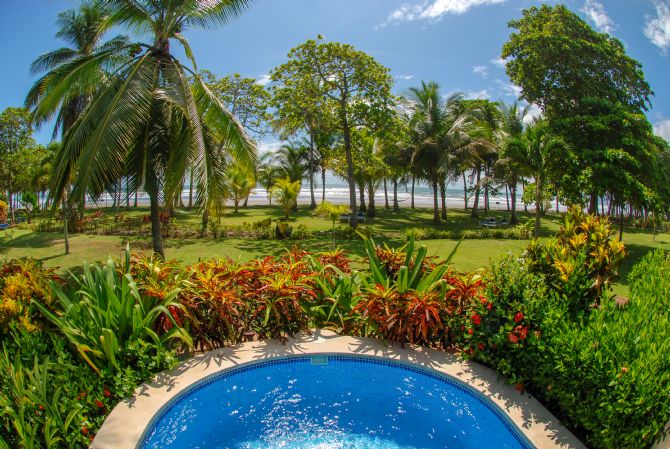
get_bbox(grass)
[2,205,668,297]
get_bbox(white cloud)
[465,89,490,99]
[396,74,415,80]
[644,0,670,54]
[490,57,507,68]
[258,142,282,155]
[495,79,522,98]
[382,0,507,26]
[581,0,615,34]
[256,73,271,86]
[523,103,542,124]
[654,119,670,140]
[473,65,488,78]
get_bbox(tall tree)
[509,119,565,237]
[271,38,394,226]
[27,1,128,253]
[495,102,531,225]
[0,107,33,225]
[502,4,653,212]
[35,0,257,258]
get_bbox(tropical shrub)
[184,250,322,348]
[403,223,533,241]
[0,200,7,223]
[532,249,670,449]
[525,205,625,314]
[33,255,191,374]
[0,259,56,333]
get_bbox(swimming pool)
[140,354,534,449]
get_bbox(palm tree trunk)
[535,179,542,238]
[309,133,317,209]
[619,201,624,241]
[432,178,440,225]
[134,190,138,208]
[462,172,469,210]
[321,168,326,203]
[126,177,130,208]
[510,184,518,225]
[484,165,489,213]
[358,181,366,212]
[201,207,209,237]
[505,184,510,211]
[440,181,447,221]
[62,191,70,255]
[367,182,376,218]
[188,166,194,209]
[410,176,415,209]
[393,179,399,211]
[383,179,389,209]
[243,194,249,208]
[343,123,358,227]
[589,192,599,215]
[149,192,165,259]
[471,166,481,218]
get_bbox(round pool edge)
[91,330,586,449]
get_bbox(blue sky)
[1,0,669,148]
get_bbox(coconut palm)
[271,178,301,219]
[26,1,128,254]
[495,102,531,225]
[35,0,257,258]
[257,155,282,205]
[405,82,472,224]
[509,119,564,237]
[226,164,254,213]
[274,142,308,183]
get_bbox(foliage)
[271,178,301,219]
[0,259,56,334]
[271,37,394,226]
[525,206,625,313]
[314,201,349,248]
[0,200,6,223]
[37,0,257,258]
[33,254,191,374]
[403,223,532,241]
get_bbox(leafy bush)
[525,206,625,314]
[33,254,191,374]
[0,259,57,333]
[0,200,7,223]
[403,223,532,241]
[532,249,670,449]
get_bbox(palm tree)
[34,0,257,258]
[226,164,254,213]
[271,178,301,219]
[495,102,531,225]
[405,82,472,224]
[257,155,282,205]
[275,142,308,183]
[26,1,128,254]
[509,119,564,237]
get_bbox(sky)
[0,0,669,149]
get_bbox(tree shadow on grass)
[0,231,64,249]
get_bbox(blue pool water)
[140,355,533,449]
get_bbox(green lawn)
[2,205,668,297]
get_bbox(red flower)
[38,405,44,411]
[103,388,112,398]
[478,342,486,351]
[467,328,474,335]
[508,332,519,344]
[514,312,524,323]
[471,314,481,326]
[95,400,104,409]
[516,325,529,340]
[81,427,89,436]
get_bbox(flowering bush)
[0,200,7,223]
[0,259,57,334]
[525,206,625,314]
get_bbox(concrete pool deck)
[92,330,587,449]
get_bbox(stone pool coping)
[91,330,587,449]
